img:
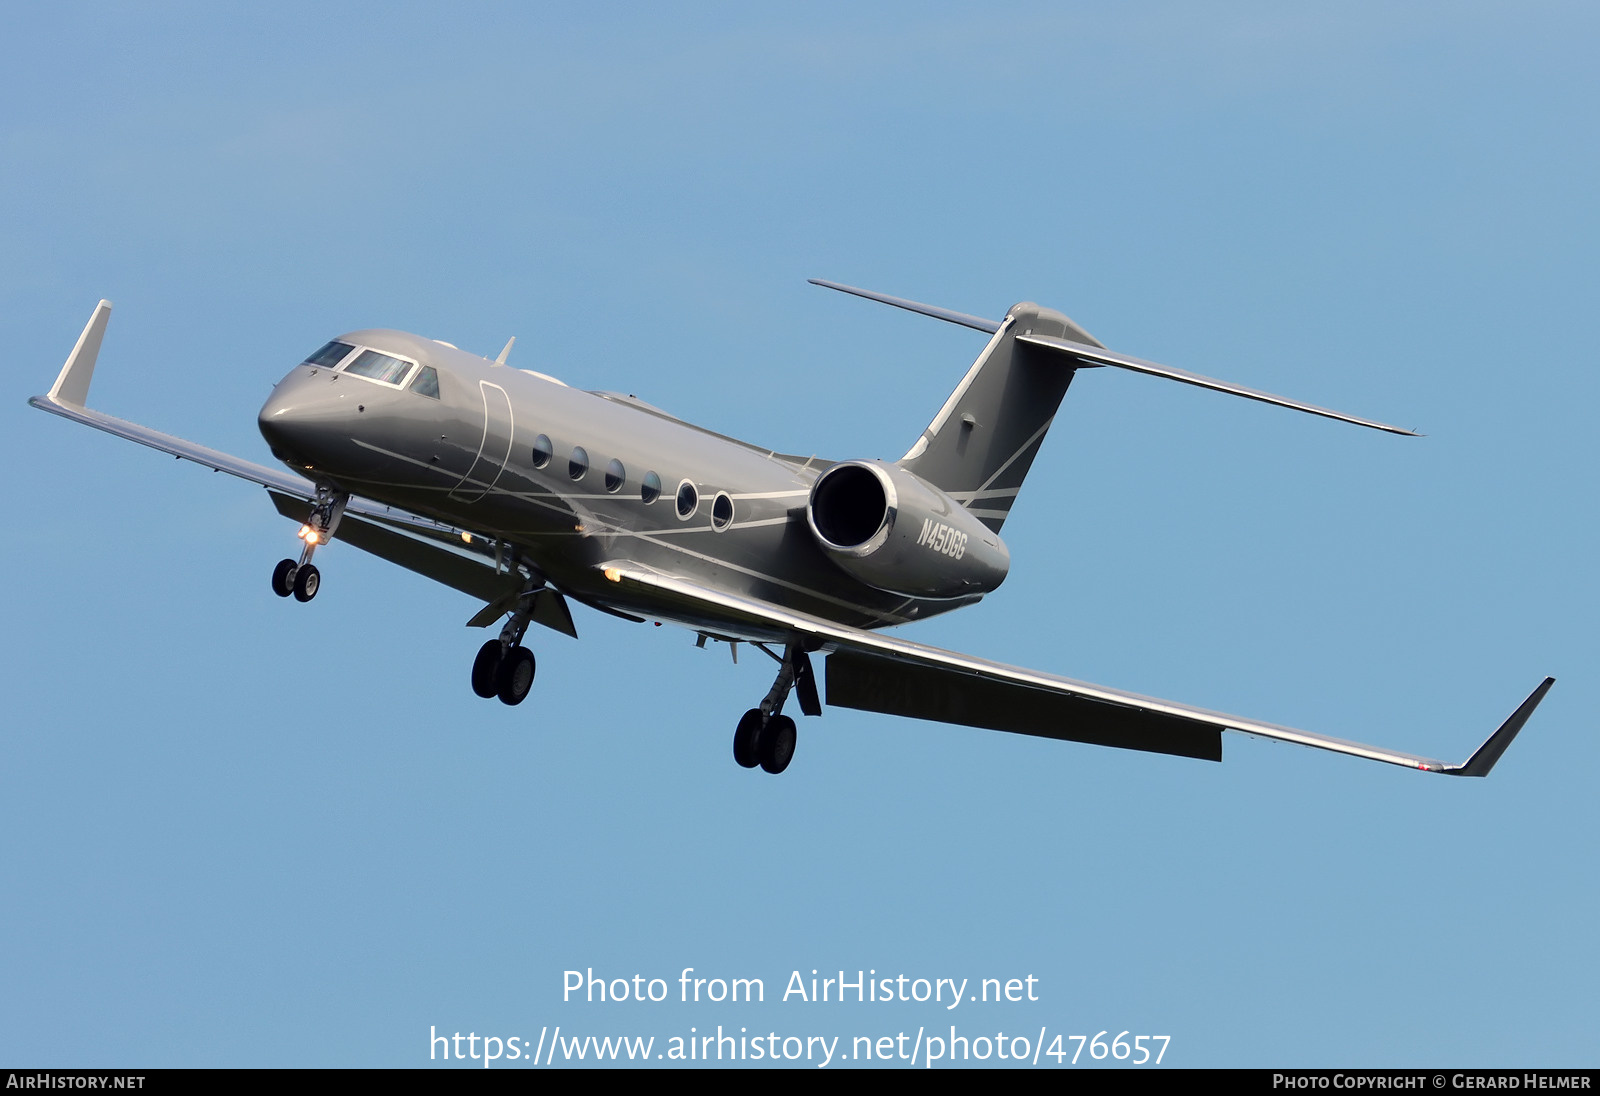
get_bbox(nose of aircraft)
[258,371,351,467]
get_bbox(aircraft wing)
[31,388,320,492]
[594,562,1552,776]
[30,301,328,498]
[30,346,501,549]
[30,300,579,633]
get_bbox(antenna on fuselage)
[494,337,515,366]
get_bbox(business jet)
[29,280,1552,776]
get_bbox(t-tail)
[897,299,1098,533]
[809,278,1418,533]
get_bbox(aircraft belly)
[567,515,970,633]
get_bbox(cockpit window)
[343,349,414,386]
[304,340,355,368]
[409,365,440,399]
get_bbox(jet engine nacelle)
[806,460,1010,599]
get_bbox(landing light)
[604,567,622,583]
[461,531,472,544]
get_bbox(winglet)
[47,300,113,408]
[1441,677,1555,777]
[494,336,515,366]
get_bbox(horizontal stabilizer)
[809,278,1001,334]
[809,279,1414,436]
[1017,333,1419,436]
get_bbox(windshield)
[343,349,414,386]
[303,340,355,368]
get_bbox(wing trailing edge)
[826,650,1221,762]
[595,563,1553,777]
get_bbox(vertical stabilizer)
[899,301,1096,532]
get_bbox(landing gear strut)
[271,486,347,603]
[469,581,543,706]
[732,640,819,775]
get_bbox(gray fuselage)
[256,330,981,635]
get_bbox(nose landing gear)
[270,487,347,603]
[732,641,819,775]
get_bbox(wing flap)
[597,563,1550,776]
[827,650,1221,761]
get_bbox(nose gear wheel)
[271,558,297,598]
[292,563,320,602]
[270,487,346,604]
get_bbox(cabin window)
[604,459,625,493]
[711,493,734,531]
[531,434,552,468]
[675,480,698,520]
[569,446,589,480]
[408,366,440,399]
[344,349,414,386]
[640,471,661,504]
[303,340,356,368]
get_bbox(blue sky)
[3,2,1595,1068]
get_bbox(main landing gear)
[469,583,543,706]
[271,487,348,603]
[733,641,820,775]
